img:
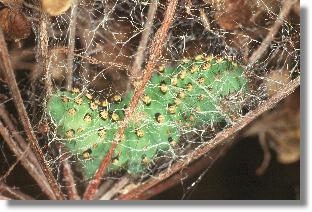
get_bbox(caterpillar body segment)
[47,56,248,179]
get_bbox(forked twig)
[0,121,55,199]
[248,0,298,64]
[83,0,179,200]
[117,77,300,200]
[0,29,65,200]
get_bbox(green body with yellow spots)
[47,55,248,179]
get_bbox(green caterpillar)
[47,55,248,179]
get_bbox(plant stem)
[0,29,65,200]
[82,0,179,200]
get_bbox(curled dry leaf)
[265,69,291,97]
[244,69,299,172]
[0,0,24,9]
[0,7,31,41]
[41,0,73,16]
[90,43,132,95]
[48,47,68,81]
[214,0,252,30]
[207,0,282,31]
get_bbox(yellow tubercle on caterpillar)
[142,157,149,165]
[136,129,144,138]
[101,99,109,108]
[174,98,182,105]
[142,95,151,105]
[112,158,119,165]
[90,102,98,110]
[205,54,214,62]
[67,108,76,116]
[75,97,83,105]
[65,129,75,139]
[217,57,224,63]
[186,83,193,92]
[84,114,92,123]
[195,54,204,61]
[197,77,205,84]
[82,150,91,160]
[112,95,122,103]
[178,70,187,80]
[202,62,211,70]
[77,127,84,133]
[168,104,176,114]
[190,64,198,73]
[178,91,186,99]
[72,87,80,94]
[85,93,93,100]
[195,107,201,112]
[158,65,165,73]
[159,82,168,94]
[111,112,119,122]
[60,95,69,103]
[198,94,205,101]
[98,128,106,138]
[171,76,178,86]
[100,110,109,120]
[155,113,165,123]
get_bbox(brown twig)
[60,147,80,200]
[248,0,298,64]
[0,147,28,182]
[0,106,39,168]
[82,0,179,200]
[117,76,300,200]
[0,29,65,200]
[0,183,33,200]
[99,177,129,200]
[0,195,11,200]
[66,0,79,90]
[93,178,115,199]
[0,121,55,199]
[130,0,158,81]
[38,13,52,96]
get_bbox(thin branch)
[130,0,158,81]
[0,147,27,182]
[0,183,33,200]
[99,177,129,200]
[0,195,11,200]
[0,29,65,200]
[117,77,300,200]
[94,179,115,199]
[62,159,80,200]
[83,0,179,200]
[248,0,298,65]
[66,0,79,90]
[0,106,39,167]
[38,13,52,96]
